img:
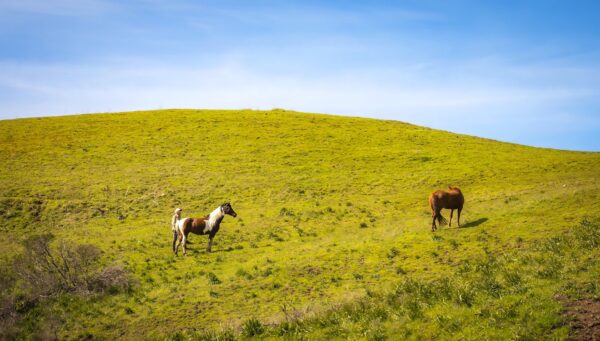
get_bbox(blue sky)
[1,0,599,151]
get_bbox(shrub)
[241,318,264,337]
[12,235,134,296]
[12,234,104,296]
[3,233,134,338]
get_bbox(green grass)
[0,109,599,339]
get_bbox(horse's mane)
[206,206,224,225]
[448,186,461,192]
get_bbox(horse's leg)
[431,210,437,232]
[457,207,462,227]
[174,232,182,256]
[449,209,454,227]
[182,233,188,255]
[207,235,214,253]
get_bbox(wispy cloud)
[1,56,597,115]
[0,0,116,16]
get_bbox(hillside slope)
[0,109,599,339]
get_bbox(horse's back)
[177,217,192,233]
[186,217,209,235]
[430,190,447,201]
[430,188,464,209]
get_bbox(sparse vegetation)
[162,218,600,339]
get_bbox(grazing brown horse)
[429,187,464,231]
[173,203,237,256]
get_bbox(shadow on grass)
[460,217,488,228]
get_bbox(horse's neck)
[206,207,224,227]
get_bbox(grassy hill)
[0,109,598,339]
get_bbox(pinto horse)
[429,187,464,231]
[173,203,237,256]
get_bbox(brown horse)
[429,187,464,231]
[173,203,237,256]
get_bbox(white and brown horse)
[173,203,237,256]
[429,186,464,231]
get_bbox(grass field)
[0,109,599,339]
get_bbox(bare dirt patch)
[562,299,600,340]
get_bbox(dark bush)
[12,234,103,296]
[2,233,134,338]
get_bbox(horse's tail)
[436,212,448,226]
[429,193,448,227]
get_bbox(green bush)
[241,318,264,337]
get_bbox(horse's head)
[221,202,237,217]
